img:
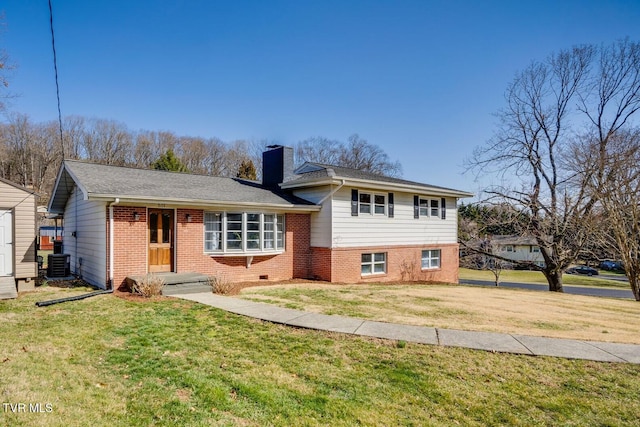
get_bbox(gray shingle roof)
[49,160,317,214]
[283,162,473,196]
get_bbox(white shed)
[0,178,38,299]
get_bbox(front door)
[0,210,13,276]
[148,209,174,273]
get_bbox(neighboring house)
[47,146,472,290]
[489,235,545,268]
[38,226,63,250]
[0,178,38,299]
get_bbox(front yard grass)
[1,286,640,426]
[239,283,640,344]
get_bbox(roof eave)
[281,176,474,198]
[86,193,321,211]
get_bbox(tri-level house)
[48,146,472,290]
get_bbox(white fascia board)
[85,194,321,212]
[281,177,474,198]
[48,163,89,213]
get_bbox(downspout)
[318,180,346,205]
[108,198,120,289]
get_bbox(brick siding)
[107,206,458,287]
[315,243,459,284]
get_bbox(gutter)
[86,194,321,211]
[280,177,474,198]
[318,179,346,204]
[108,198,120,289]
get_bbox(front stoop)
[126,272,212,296]
[0,276,18,299]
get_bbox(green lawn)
[460,267,629,289]
[2,287,640,426]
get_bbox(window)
[276,214,284,249]
[226,213,243,250]
[359,193,371,214]
[204,213,222,251]
[531,246,540,253]
[204,212,285,253]
[263,214,275,250]
[415,196,446,219]
[430,199,440,217]
[502,245,514,252]
[246,213,260,250]
[374,194,386,215]
[361,253,386,275]
[422,249,441,269]
[419,198,429,216]
[353,190,390,217]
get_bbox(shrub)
[208,274,234,295]
[132,274,165,297]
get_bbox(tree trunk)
[544,270,564,292]
[628,271,640,302]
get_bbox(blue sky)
[2,0,640,196]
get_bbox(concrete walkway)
[177,292,640,364]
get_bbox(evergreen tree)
[151,149,189,172]
[236,159,257,180]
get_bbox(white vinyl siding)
[498,244,545,265]
[64,186,107,288]
[330,187,457,248]
[292,185,333,248]
[0,180,37,281]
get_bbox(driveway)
[460,279,635,299]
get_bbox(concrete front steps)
[126,272,211,296]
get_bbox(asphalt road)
[460,279,635,299]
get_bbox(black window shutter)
[413,195,419,219]
[441,198,446,219]
[351,189,359,216]
[388,193,394,218]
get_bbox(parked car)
[566,266,599,276]
[599,260,624,272]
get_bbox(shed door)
[0,210,13,276]
[148,209,174,273]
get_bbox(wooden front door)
[148,209,174,273]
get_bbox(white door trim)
[0,210,13,276]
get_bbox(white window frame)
[204,212,285,254]
[361,252,386,276]
[421,249,441,270]
[359,192,387,216]
[419,198,429,217]
[419,198,440,218]
[430,199,440,217]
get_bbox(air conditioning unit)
[47,254,70,278]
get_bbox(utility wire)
[48,0,65,158]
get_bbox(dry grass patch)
[239,283,640,343]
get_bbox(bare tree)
[580,129,640,301]
[468,45,595,292]
[0,13,15,112]
[295,134,402,177]
[295,136,342,165]
[82,118,132,165]
[339,134,402,177]
[2,113,34,187]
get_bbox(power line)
[48,0,64,158]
